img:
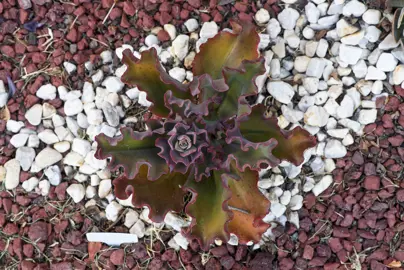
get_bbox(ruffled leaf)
[193,21,260,80]
[183,170,231,250]
[95,127,169,181]
[225,167,270,243]
[228,104,317,166]
[121,48,191,117]
[217,57,266,120]
[114,165,189,222]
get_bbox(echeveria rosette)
[156,122,210,175]
[95,20,317,250]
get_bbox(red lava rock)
[162,249,177,261]
[303,244,314,260]
[20,260,36,270]
[148,257,163,269]
[50,262,73,270]
[324,262,340,270]
[110,249,124,265]
[1,45,15,58]
[249,253,274,269]
[206,257,222,270]
[211,245,229,257]
[328,238,343,253]
[388,135,404,146]
[23,244,34,258]
[364,175,380,190]
[279,257,294,269]
[4,223,19,235]
[28,221,49,242]
[180,248,193,264]
[66,27,78,43]
[352,151,364,165]
[220,255,235,269]
[187,0,201,8]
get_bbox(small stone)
[72,138,92,158]
[22,177,39,192]
[305,2,320,23]
[281,105,303,123]
[304,106,329,127]
[102,77,125,93]
[303,77,319,94]
[327,128,349,139]
[99,179,112,198]
[200,22,218,39]
[267,81,294,104]
[36,84,56,100]
[63,62,76,74]
[10,133,29,148]
[365,66,386,80]
[63,151,85,167]
[64,98,83,116]
[270,202,286,218]
[267,19,281,39]
[15,147,35,171]
[298,96,316,112]
[38,129,59,144]
[37,180,50,196]
[35,148,63,169]
[393,65,404,85]
[101,101,120,127]
[25,104,43,126]
[54,141,70,153]
[255,8,270,24]
[172,35,189,60]
[316,39,329,58]
[173,233,189,250]
[376,53,398,72]
[100,50,113,63]
[145,34,159,47]
[312,175,333,196]
[324,140,347,158]
[336,19,359,37]
[66,184,85,203]
[164,24,177,40]
[289,195,303,210]
[44,165,62,186]
[169,67,186,82]
[106,201,123,221]
[272,39,286,58]
[164,212,190,232]
[362,9,381,25]
[280,191,291,205]
[278,8,299,30]
[124,210,139,228]
[130,220,146,238]
[339,44,362,65]
[294,56,311,73]
[306,58,326,78]
[342,0,367,17]
[379,34,399,50]
[357,109,377,125]
[352,60,367,79]
[365,26,381,43]
[303,27,315,39]
[184,18,199,32]
[4,159,20,190]
[341,30,364,46]
[6,120,24,133]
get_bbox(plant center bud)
[175,135,192,152]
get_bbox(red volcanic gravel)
[1,0,404,269]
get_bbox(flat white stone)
[255,8,270,24]
[72,138,92,157]
[36,84,56,100]
[324,140,347,158]
[305,2,320,23]
[267,81,294,104]
[341,30,364,45]
[38,129,59,144]
[278,8,299,30]
[336,19,359,38]
[316,39,328,58]
[99,179,112,198]
[365,26,381,43]
[393,65,404,85]
[164,24,176,40]
[37,180,50,196]
[106,201,123,222]
[294,56,311,73]
[281,105,303,123]
[63,62,76,74]
[365,66,386,80]
[67,183,85,203]
[352,60,367,79]
[289,195,303,210]
[22,176,39,192]
[327,128,349,139]
[6,120,24,133]
[173,232,189,250]
[379,34,399,50]
[87,232,138,246]
[4,159,20,190]
[63,151,85,167]
[102,76,125,93]
[304,106,329,127]
[312,175,333,196]
[184,18,199,32]
[271,202,287,218]
[25,104,43,126]
[10,133,29,148]
[15,147,35,171]
[44,165,62,186]
[336,95,354,119]
[172,35,189,60]
[306,58,326,78]
[339,44,362,65]
[357,109,377,125]
[362,9,381,25]
[342,0,367,17]
[35,147,63,169]
[267,18,281,39]
[200,22,218,39]
[164,212,190,232]
[130,219,146,238]
[376,53,398,72]
[169,67,186,82]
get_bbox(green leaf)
[95,127,169,180]
[183,170,231,250]
[217,57,266,120]
[393,8,404,42]
[225,167,270,243]
[193,21,260,80]
[228,104,317,166]
[114,165,189,222]
[121,48,191,117]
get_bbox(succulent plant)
[95,21,316,249]
[393,7,404,46]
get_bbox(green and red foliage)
[95,21,316,250]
